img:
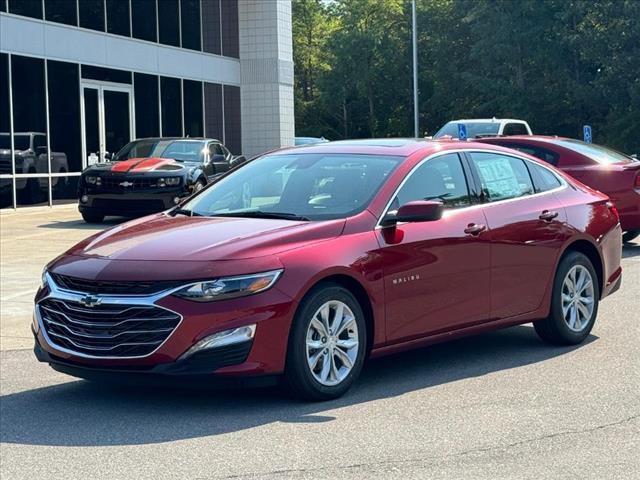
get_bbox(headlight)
[85,176,97,184]
[158,177,180,187]
[173,270,283,302]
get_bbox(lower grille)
[92,198,167,211]
[38,298,181,358]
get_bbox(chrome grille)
[38,298,181,358]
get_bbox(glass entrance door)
[81,82,134,167]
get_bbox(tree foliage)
[292,0,640,153]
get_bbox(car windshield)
[181,153,403,221]
[0,134,30,150]
[112,139,206,163]
[550,139,635,165]
[434,122,500,139]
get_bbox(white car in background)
[433,118,533,139]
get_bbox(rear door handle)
[539,210,559,221]
[464,223,486,236]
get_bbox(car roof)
[447,119,527,124]
[276,138,511,157]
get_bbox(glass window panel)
[8,0,43,19]
[53,176,79,205]
[160,77,183,137]
[134,73,160,138]
[158,0,180,47]
[0,53,11,209]
[103,90,132,158]
[0,178,13,209]
[221,0,239,58]
[47,60,82,173]
[16,176,49,206]
[223,85,241,153]
[0,1,6,13]
[106,0,131,36]
[183,79,203,137]
[83,87,100,162]
[11,56,49,175]
[202,0,221,55]
[470,152,535,202]
[180,0,201,51]
[132,0,157,42]
[44,0,78,25]
[79,0,105,32]
[204,82,223,141]
[393,154,471,209]
[81,65,132,84]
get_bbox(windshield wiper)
[212,211,311,221]
[171,208,202,217]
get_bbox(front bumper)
[33,272,296,380]
[78,189,186,217]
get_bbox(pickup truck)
[433,118,533,139]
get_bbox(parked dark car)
[78,137,245,222]
[35,139,622,400]
[295,136,329,146]
[478,136,640,243]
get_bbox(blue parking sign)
[583,125,592,144]
[458,123,468,141]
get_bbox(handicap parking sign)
[583,125,592,144]
[458,123,468,141]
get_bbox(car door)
[373,152,491,342]
[466,151,569,320]
[208,142,230,175]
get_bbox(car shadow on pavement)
[622,242,639,259]
[0,325,597,447]
[38,217,127,230]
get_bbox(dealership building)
[0,0,294,209]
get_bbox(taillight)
[635,172,640,188]
[606,201,620,222]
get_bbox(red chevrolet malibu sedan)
[33,139,622,400]
[478,136,640,243]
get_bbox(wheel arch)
[559,239,604,298]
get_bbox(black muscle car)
[78,137,245,222]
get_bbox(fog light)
[81,195,89,203]
[173,196,180,204]
[179,324,256,360]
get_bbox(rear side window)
[502,123,529,136]
[469,152,534,202]
[528,162,563,192]
[393,153,471,209]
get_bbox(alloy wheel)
[561,265,595,332]
[305,300,359,386]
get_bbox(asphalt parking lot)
[1,207,639,480]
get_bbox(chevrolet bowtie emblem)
[119,181,133,187]
[79,294,102,308]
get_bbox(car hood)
[87,157,186,174]
[64,214,346,262]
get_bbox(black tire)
[622,230,639,244]
[81,212,105,223]
[193,179,206,193]
[534,251,599,345]
[284,283,367,401]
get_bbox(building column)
[238,0,294,158]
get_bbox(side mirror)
[231,155,246,166]
[381,200,444,227]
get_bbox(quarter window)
[392,153,471,210]
[529,162,563,192]
[469,152,534,202]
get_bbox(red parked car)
[478,136,640,243]
[33,139,623,400]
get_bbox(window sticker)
[476,158,521,200]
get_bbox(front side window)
[470,152,534,202]
[392,153,471,210]
[183,153,403,220]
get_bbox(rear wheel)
[81,211,104,223]
[534,252,599,345]
[622,230,639,244]
[284,283,366,401]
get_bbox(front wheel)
[534,252,599,345]
[284,284,366,401]
[622,230,639,244]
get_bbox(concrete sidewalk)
[0,206,119,350]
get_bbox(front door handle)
[539,210,559,221]
[464,223,486,236]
